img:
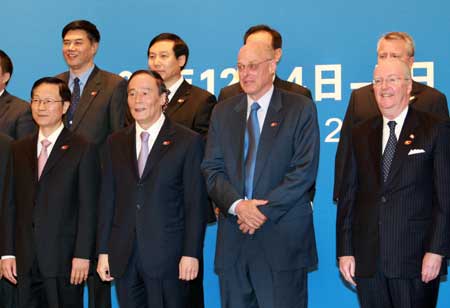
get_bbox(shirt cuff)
[228,199,243,215]
[1,256,15,260]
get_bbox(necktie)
[382,120,397,182]
[137,132,150,178]
[67,77,81,126]
[38,139,51,179]
[244,102,261,199]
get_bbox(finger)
[248,228,256,235]
[13,262,17,277]
[254,199,269,206]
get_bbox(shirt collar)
[246,85,274,112]
[168,76,184,102]
[38,123,64,145]
[69,65,95,88]
[0,89,4,97]
[382,106,409,128]
[135,113,166,138]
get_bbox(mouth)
[134,107,146,113]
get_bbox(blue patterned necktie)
[382,120,397,182]
[67,77,80,126]
[244,102,261,199]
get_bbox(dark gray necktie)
[382,120,397,182]
[244,102,261,199]
[67,77,80,126]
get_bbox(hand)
[97,254,114,282]
[1,258,17,284]
[235,199,268,229]
[70,258,90,285]
[422,252,443,283]
[339,256,357,286]
[179,256,199,281]
[237,218,256,235]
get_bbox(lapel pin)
[177,98,185,104]
[91,91,98,96]
[163,140,171,146]
[409,134,415,139]
[270,122,279,127]
[404,140,412,145]
[61,145,69,150]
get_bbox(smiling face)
[373,60,412,119]
[148,40,185,88]
[31,83,70,135]
[237,41,276,101]
[127,73,166,129]
[62,29,98,75]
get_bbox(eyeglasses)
[237,59,273,72]
[372,76,410,87]
[31,98,63,106]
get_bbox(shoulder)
[413,81,446,101]
[218,82,242,100]
[4,92,30,111]
[276,78,312,98]
[187,83,215,100]
[95,68,125,86]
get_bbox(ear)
[177,55,186,69]
[274,48,282,63]
[269,59,277,75]
[62,101,71,114]
[1,72,11,86]
[407,56,415,69]
[91,41,99,55]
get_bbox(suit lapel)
[231,96,248,191]
[0,91,10,118]
[140,118,175,180]
[166,80,190,117]
[385,108,419,185]
[70,67,101,130]
[24,133,39,183]
[253,89,283,189]
[367,117,383,187]
[39,128,71,181]
[122,124,140,180]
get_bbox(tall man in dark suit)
[334,32,449,201]
[0,50,36,139]
[202,41,319,308]
[56,19,128,307]
[218,25,312,101]
[96,70,208,308]
[148,32,216,307]
[1,77,99,308]
[337,60,450,308]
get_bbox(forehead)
[33,83,60,96]
[374,62,406,77]
[128,73,158,89]
[378,39,407,53]
[63,29,90,40]
[149,40,175,53]
[247,31,273,45]
[238,46,267,63]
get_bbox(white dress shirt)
[135,113,165,159]
[382,106,409,154]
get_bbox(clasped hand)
[236,199,268,234]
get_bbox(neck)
[164,75,182,88]
[70,62,94,76]
[40,122,62,138]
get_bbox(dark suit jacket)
[0,133,12,252]
[97,118,208,279]
[218,76,312,101]
[1,128,99,278]
[0,91,36,139]
[56,66,128,147]
[334,81,448,200]
[202,88,319,273]
[167,80,216,136]
[336,108,450,278]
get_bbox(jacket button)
[136,204,141,210]
[381,196,387,203]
